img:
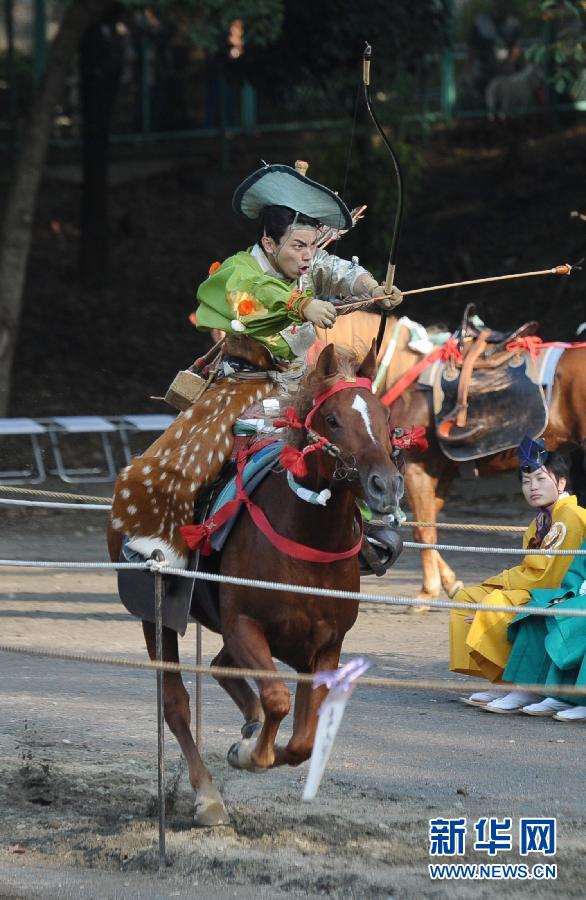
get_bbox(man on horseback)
[451,437,586,711]
[110,162,403,571]
[195,161,403,361]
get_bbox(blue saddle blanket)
[208,441,283,551]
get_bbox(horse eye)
[325,414,340,429]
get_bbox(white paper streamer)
[302,657,371,801]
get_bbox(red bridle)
[304,376,374,429]
[276,377,374,477]
[180,377,424,563]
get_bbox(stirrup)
[437,420,486,445]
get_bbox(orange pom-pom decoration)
[237,298,256,316]
[208,260,222,275]
[188,311,197,327]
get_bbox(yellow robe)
[449,495,586,682]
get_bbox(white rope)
[1,556,586,619]
[1,641,585,697]
[0,485,111,503]
[0,490,530,532]
[403,541,586,556]
[0,498,111,511]
[0,559,144,570]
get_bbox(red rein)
[275,377,373,478]
[180,377,424,562]
[179,444,364,562]
[181,378,372,563]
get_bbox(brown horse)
[318,312,586,601]
[108,343,403,826]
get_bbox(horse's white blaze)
[351,395,375,442]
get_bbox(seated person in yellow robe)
[450,437,586,710]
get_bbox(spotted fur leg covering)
[111,379,276,567]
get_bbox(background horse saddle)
[456,302,538,354]
[432,351,547,462]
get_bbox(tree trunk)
[0,0,111,415]
[79,4,126,288]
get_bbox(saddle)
[117,441,282,635]
[433,304,547,462]
[118,439,404,635]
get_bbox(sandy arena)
[0,475,584,899]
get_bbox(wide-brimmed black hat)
[518,436,550,473]
[232,163,352,230]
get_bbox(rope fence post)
[151,550,166,874]
[193,548,203,751]
[196,622,203,751]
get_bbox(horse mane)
[296,345,360,412]
[279,345,361,449]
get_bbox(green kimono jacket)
[504,537,586,702]
[195,246,370,361]
[196,251,306,360]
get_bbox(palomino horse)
[108,343,403,826]
[318,312,586,601]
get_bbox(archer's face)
[521,467,566,510]
[261,227,318,281]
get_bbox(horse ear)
[357,339,377,382]
[314,343,339,380]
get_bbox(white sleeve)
[308,248,373,298]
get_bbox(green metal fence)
[1,0,585,151]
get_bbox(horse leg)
[271,643,342,768]
[434,476,463,599]
[223,615,290,771]
[403,462,442,605]
[211,645,265,738]
[142,621,228,826]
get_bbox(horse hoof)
[195,797,228,827]
[194,783,228,827]
[405,603,431,615]
[228,739,253,770]
[446,580,464,599]
[227,739,266,772]
[241,719,263,740]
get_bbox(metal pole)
[141,31,151,135]
[151,549,166,874]
[219,68,228,171]
[440,0,455,120]
[4,0,16,138]
[240,81,256,135]
[543,16,558,130]
[196,622,203,750]
[191,546,203,751]
[33,0,47,88]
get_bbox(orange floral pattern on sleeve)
[227,290,268,322]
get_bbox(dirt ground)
[0,475,584,899]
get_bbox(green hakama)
[504,539,586,702]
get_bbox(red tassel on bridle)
[391,425,428,453]
[274,379,373,476]
[275,406,311,474]
[280,445,309,477]
[274,406,305,430]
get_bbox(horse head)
[289,341,404,517]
